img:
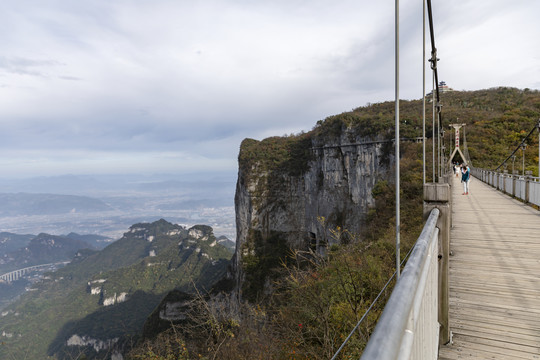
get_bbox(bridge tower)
[447,123,468,165]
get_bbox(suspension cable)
[426,0,439,105]
[426,0,445,180]
[330,244,416,360]
[494,123,538,171]
[462,126,472,166]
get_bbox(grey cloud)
[0,0,538,178]
[0,56,63,77]
[58,75,83,81]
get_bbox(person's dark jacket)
[461,169,470,182]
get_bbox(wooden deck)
[438,175,540,359]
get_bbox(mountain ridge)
[0,218,233,360]
[0,233,94,274]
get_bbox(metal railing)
[360,208,440,360]
[471,168,540,207]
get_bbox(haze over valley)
[0,172,236,241]
[0,171,236,308]
[0,172,236,315]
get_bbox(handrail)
[360,208,440,360]
[471,167,540,207]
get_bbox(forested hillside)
[441,88,540,172]
[0,220,233,360]
[332,87,540,172]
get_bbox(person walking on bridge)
[461,163,470,195]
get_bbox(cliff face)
[233,87,540,301]
[233,124,394,301]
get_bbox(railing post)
[424,183,451,345]
[442,174,453,228]
[503,170,508,193]
[512,170,517,196]
[525,170,532,203]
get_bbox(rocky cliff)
[233,117,395,301]
[233,87,540,301]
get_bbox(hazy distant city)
[0,172,237,242]
[0,204,236,241]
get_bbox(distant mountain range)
[0,232,111,274]
[2,233,92,269]
[0,219,233,360]
[0,232,34,253]
[0,193,112,216]
[0,172,236,198]
[0,178,236,241]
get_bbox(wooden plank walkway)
[438,175,540,359]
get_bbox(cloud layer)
[0,0,538,177]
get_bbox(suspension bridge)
[332,0,540,357]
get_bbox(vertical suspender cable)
[395,0,400,279]
[521,145,527,176]
[422,0,426,185]
[438,101,441,179]
[432,72,436,181]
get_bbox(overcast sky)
[0,0,538,179]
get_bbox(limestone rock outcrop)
[233,123,394,301]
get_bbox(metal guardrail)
[471,168,540,207]
[360,208,440,360]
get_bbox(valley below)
[0,197,236,241]
[0,173,237,241]
[0,174,237,337]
